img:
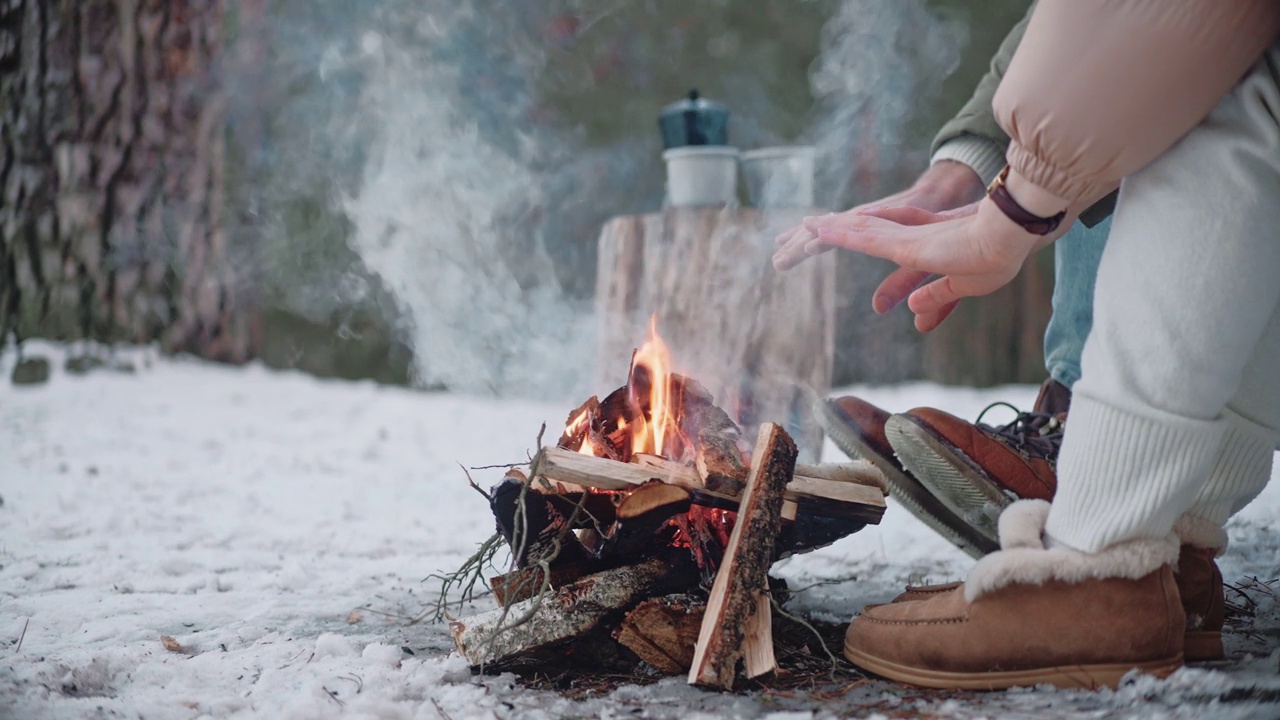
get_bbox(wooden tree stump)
[596,208,836,461]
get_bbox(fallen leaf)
[161,635,184,653]
[346,611,362,624]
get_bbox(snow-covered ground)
[2,344,1278,719]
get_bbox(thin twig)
[430,696,454,720]
[770,594,841,675]
[459,463,493,502]
[423,532,504,623]
[468,461,531,471]
[15,617,29,653]
[777,575,861,596]
[321,686,345,707]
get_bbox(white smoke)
[809,0,967,208]
[334,0,967,396]
[343,6,595,397]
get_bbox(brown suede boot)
[888,544,1225,662]
[846,501,1185,690]
[817,396,997,558]
[878,380,1226,662]
[1178,546,1225,661]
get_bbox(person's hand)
[772,160,986,328]
[773,160,985,270]
[801,197,1065,331]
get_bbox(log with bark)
[688,422,797,689]
[451,553,697,667]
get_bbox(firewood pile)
[447,324,887,690]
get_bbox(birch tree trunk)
[0,0,251,361]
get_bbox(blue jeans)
[1043,216,1111,388]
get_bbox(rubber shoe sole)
[885,413,1014,547]
[816,400,997,559]
[843,643,1183,691]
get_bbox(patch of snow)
[1,344,1277,718]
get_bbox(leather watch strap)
[986,166,1066,236]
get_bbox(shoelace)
[974,401,1065,459]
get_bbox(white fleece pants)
[1045,46,1280,554]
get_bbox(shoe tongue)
[1034,379,1072,416]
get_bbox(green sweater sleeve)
[930,0,1116,227]
[930,4,1033,158]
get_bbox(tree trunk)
[0,0,251,361]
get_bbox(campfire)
[448,320,887,690]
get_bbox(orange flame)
[565,406,595,455]
[628,317,675,457]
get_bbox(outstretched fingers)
[873,267,932,314]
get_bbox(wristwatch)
[986,165,1066,236]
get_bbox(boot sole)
[1184,631,1224,662]
[885,414,1014,546]
[843,644,1184,691]
[816,400,997,559]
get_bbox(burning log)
[449,317,885,685]
[671,374,750,494]
[689,423,797,689]
[451,554,697,667]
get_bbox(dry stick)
[688,423,797,689]
[429,424,550,625]
[459,463,494,502]
[424,532,504,623]
[768,594,840,675]
[470,425,624,665]
[15,617,29,653]
[430,697,454,720]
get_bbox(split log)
[741,592,776,678]
[557,396,600,451]
[615,481,693,521]
[534,447,885,524]
[615,594,705,674]
[451,554,697,667]
[795,462,890,495]
[688,423,797,689]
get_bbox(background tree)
[0,0,251,364]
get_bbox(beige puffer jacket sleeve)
[993,0,1280,206]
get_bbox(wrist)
[1004,169,1070,218]
[915,160,986,207]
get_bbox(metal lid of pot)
[658,89,730,149]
